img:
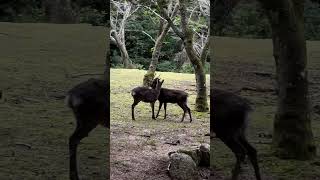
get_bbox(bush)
[179,63,210,74]
[111,55,123,68]
[179,63,194,74]
[131,57,150,69]
[79,8,105,26]
[157,61,176,72]
[133,63,144,70]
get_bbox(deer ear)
[161,80,164,84]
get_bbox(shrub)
[179,63,210,74]
[157,61,176,72]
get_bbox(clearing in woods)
[110,69,210,179]
[0,22,108,179]
[212,36,320,180]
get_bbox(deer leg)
[164,103,167,119]
[69,121,97,180]
[151,102,156,119]
[156,101,163,118]
[184,102,192,122]
[220,137,246,180]
[178,102,186,122]
[239,136,261,180]
[131,99,140,120]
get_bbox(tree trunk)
[111,31,133,69]
[143,20,170,86]
[143,3,179,86]
[260,0,316,159]
[184,32,208,112]
[180,0,208,112]
[119,43,131,68]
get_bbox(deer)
[211,89,261,180]
[150,78,192,122]
[131,78,164,120]
[66,78,108,180]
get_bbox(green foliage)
[156,61,176,72]
[0,0,43,22]
[217,2,271,38]
[305,0,320,40]
[79,8,106,26]
[216,0,320,40]
[180,63,195,74]
[179,63,210,74]
[0,0,106,24]
[111,54,123,68]
[134,63,145,70]
[111,9,182,71]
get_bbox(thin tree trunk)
[143,3,179,86]
[142,21,171,86]
[260,0,316,159]
[111,31,133,68]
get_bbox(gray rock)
[177,147,202,166]
[168,152,200,180]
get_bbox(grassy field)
[212,36,320,180]
[110,69,210,179]
[0,22,108,179]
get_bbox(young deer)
[150,78,192,122]
[131,78,164,120]
[211,89,261,180]
[66,78,108,180]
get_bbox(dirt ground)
[211,37,320,180]
[110,69,210,180]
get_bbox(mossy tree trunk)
[158,0,209,112]
[259,0,316,159]
[143,2,179,86]
[212,0,316,159]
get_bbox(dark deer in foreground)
[150,78,192,122]
[211,89,261,180]
[66,78,108,180]
[131,78,164,120]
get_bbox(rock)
[168,152,199,180]
[177,148,202,166]
[199,144,210,167]
[175,144,210,167]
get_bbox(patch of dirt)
[111,119,210,180]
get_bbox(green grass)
[212,36,320,180]
[110,69,210,126]
[110,68,210,135]
[0,22,108,179]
